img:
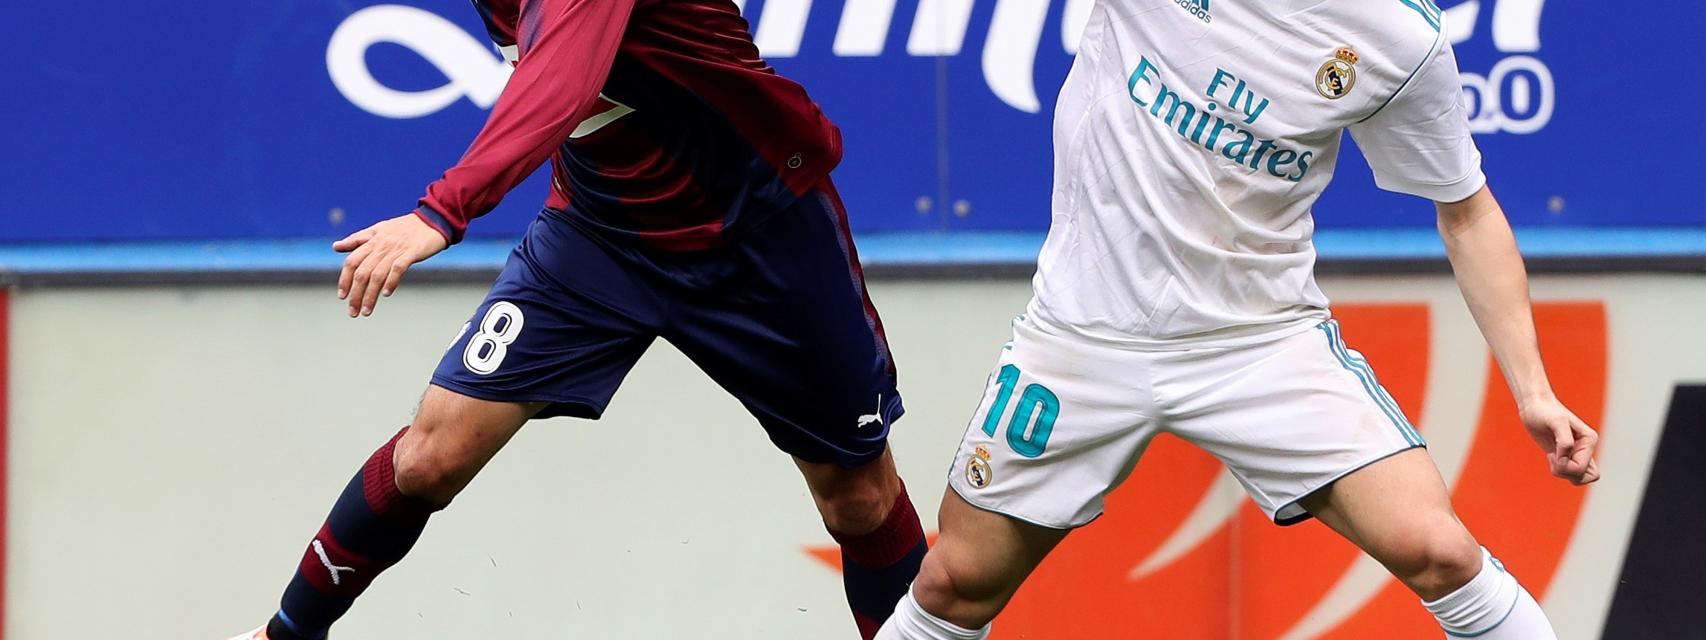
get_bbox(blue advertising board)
[1,1,1702,243]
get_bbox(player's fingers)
[1579,458,1601,485]
[1549,419,1573,465]
[1572,460,1598,485]
[333,225,378,253]
[381,258,410,298]
[347,252,381,317]
[359,252,393,316]
[1567,418,1599,472]
[1572,415,1599,444]
[1547,451,1569,479]
[338,243,374,300]
[1549,433,1569,477]
[1543,427,1575,479]
[1563,457,1595,485]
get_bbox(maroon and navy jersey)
[413,0,844,250]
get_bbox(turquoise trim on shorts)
[1318,321,1425,446]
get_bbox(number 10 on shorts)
[981,364,1060,458]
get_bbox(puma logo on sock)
[312,539,356,586]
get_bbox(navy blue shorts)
[431,183,903,466]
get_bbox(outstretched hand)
[1519,397,1601,485]
[334,213,449,317]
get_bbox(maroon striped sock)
[269,427,446,639]
[830,488,929,639]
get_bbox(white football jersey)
[1030,0,1484,347]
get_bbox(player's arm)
[1350,34,1598,485]
[335,0,636,317]
[1435,187,1599,485]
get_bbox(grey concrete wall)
[6,274,1702,639]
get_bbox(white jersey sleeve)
[1349,37,1486,203]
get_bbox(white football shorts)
[947,314,1424,529]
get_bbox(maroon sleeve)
[414,0,636,244]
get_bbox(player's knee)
[391,425,476,502]
[912,548,1004,629]
[818,479,895,535]
[1389,525,1483,599]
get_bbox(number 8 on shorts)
[463,301,525,375]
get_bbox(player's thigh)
[1297,448,1480,587]
[914,486,1070,626]
[432,216,662,421]
[666,184,902,467]
[1163,320,1425,525]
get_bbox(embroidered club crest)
[1316,46,1360,99]
[966,445,994,489]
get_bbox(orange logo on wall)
[810,302,1608,639]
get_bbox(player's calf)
[255,387,536,640]
[1363,519,1558,638]
[805,462,902,536]
[1422,547,1557,639]
[799,449,927,639]
[909,546,1004,631]
[265,426,447,640]
[881,488,1070,639]
[877,529,1036,639]
[1298,451,1556,638]
[820,484,896,535]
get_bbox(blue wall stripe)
[1,228,1704,275]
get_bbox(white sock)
[874,588,991,640]
[1422,547,1557,639]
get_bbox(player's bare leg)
[796,446,903,540]
[391,387,540,501]
[875,486,1069,639]
[1299,448,1558,639]
[255,385,542,640]
[796,446,931,638]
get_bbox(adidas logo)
[1174,0,1211,23]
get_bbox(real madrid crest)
[965,445,994,489]
[1315,46,1359,100]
